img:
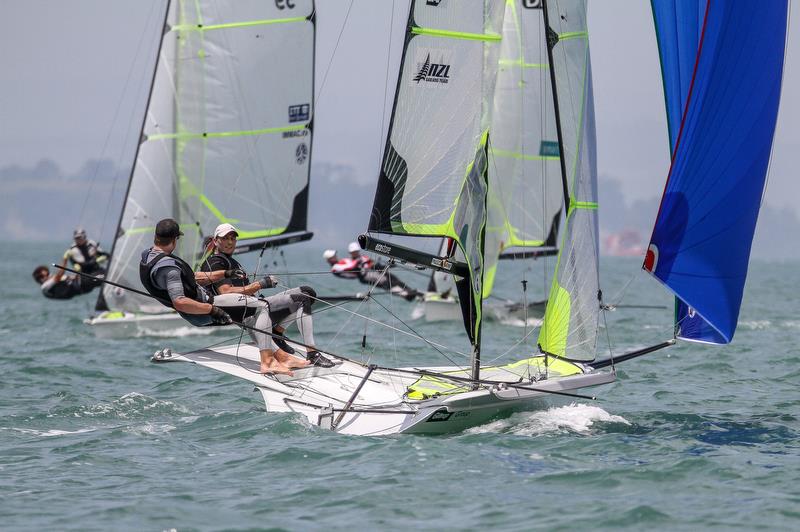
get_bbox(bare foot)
[260,360,294,376]
[274,348,311,369]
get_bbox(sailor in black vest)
[62,228,109,291]
[32,265,86,299]
[201,223,334,369]
[140,219,313,376]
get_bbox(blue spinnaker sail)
[645,0,787,344]
[651,0,723,344]
[650,0,705,149]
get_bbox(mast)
[97,0,172,312]
[541,0,571,215]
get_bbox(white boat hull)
[152,343,615,436]
[85,311,235,338]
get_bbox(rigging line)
[601,306,615,371]
[382,261,436,279]
[315,0,355,106]
[387,260,399,369]
[80,0,162,226]
[482,323,538,366]
[607,270,640,307]
[274,281,470,358]
[99,2,163,238]
[367,287,465,368]
[377,0,396,167]
[324,262,388,349]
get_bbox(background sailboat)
[87,0,316,336]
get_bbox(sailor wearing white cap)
[201,223,335,371]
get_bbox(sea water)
[2,242,798,530]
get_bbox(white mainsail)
[101,0,316,314]
[484,0,562,297]
[537,0,600,361]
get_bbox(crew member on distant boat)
[63,227,108,278]
[201,223,334,368]
[323,244,421,301]
[32,229,108,299]
[140,218,313,375]
[32,265,92,300]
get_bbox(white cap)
[323,249,337,260]
[347,242,361,253]
[214,223,239,239]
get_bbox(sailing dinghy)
[154,0,787,436]
[86,0,315,337]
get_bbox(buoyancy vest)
[139,249,200,309]
[331,258,361,279]
[66,240,106,273]
[201,253,247,295]
[354,254,374,271]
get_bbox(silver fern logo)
[412,52,451,85]
[295,143,308,164]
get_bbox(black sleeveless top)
[201,253,246,295]
[139,249,200,309]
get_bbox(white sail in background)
[537,0,600,360]
[484,0,562,297]
[102,0,315,313]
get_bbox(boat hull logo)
[426,409,452,422]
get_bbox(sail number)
[275,0,295,9]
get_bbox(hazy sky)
[1,0,798,213]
